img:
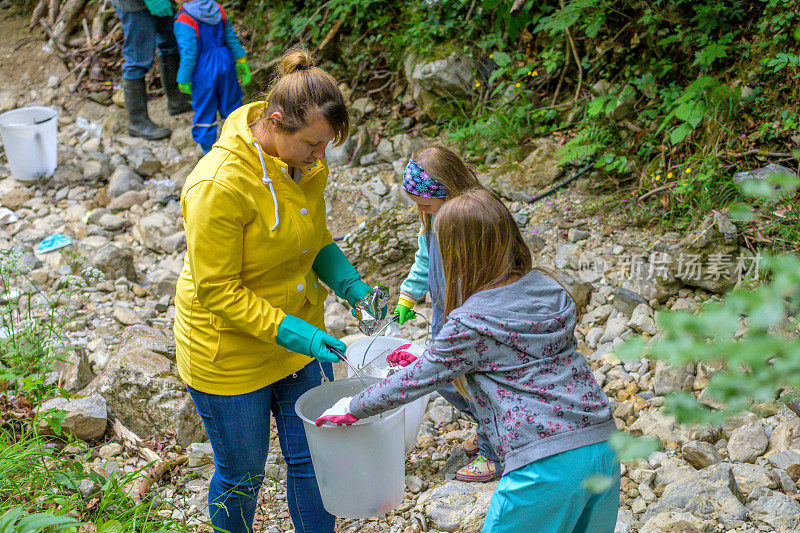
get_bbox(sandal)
[455,454,501,483]
[460,432,480,456]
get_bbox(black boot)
[158,54,193,116]
[123,78,171,140]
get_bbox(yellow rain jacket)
[174,102,333,395]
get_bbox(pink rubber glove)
[386,343,425,367]
[315,397,360,427]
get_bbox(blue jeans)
[115,8,179,79]
[188,361,335,533]
[482,441,620,533]
[438,384,499,463]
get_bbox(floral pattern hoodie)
[350,269,615,474]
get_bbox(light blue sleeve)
[399,229,430,301]
[173,22,198,85]
[223,21,247,60]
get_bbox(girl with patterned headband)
[395,145,503,482]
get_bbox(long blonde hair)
[255,46,349,146]
[435,188,533,316]
[411,145,481,231]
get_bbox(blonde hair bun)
[278,48,315,76]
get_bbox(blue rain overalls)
[175,5,243,152]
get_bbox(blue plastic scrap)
[37,233,72,253]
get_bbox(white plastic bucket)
[346,336,430,453]
[295,377,406,518]
[0,106,58,183]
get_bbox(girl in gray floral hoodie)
[318,188,620,533]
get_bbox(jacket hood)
[450,269,577,358]
[181,0,222,25]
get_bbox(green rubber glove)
[276,315,345,363]
[313,243,370,307]
[394,304,416,325]
[178,82,192,95]
[236,60,251,86]
[143,0,173,17]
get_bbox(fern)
[557,125,611,165]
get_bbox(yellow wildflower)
[667,172,673,179]
[516,82,521,88]
[686,168,692,173]
[490,53,494,59]
[655,175,661,181]
[532,70,538,76]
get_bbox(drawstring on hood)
[252,141,280,230]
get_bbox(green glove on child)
[236,59,251,86]
[276,315,345,363]
[143,0,173,17]
[178,82,192,95]
[394,304,416,325]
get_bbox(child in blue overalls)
[174,0,250,153]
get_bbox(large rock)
[622,251,681,303]
[642,463,747,523]
[146,256,183,298]
[730,462,776,496]
[78,325,204,445]
[127,146,162,176]
[106,165,144,198]
[681,440,722,469]
[652,360,695,396]
[727,423,768,463]
[639,512,712,533]
[416,480,496,532]
[630,409,678,444]
[88,243,138,282]
[39,395,107,441]
[339,207,420,290]
[749,492,800,532]
[403,51,475,121]
[133,212,181,253]
[668,212,740,294]
[483,139,562,202]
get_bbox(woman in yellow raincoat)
[174,47,372,533]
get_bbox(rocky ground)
[2,14,800,533]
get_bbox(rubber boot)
[158,54,193,116]
[123,78,171,140]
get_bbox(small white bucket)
[346,336,430,453]
[295,377,405,518]
[0,106,58,183]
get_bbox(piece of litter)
[38,233,72,253]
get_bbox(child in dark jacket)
[174,0,250,153]
[318,188,620,533]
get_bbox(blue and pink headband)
[402,159,447,199]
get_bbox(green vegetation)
[614,170,800,460]
[226,0,800,250]
[0,250,191,531]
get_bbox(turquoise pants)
[482,441,620,533]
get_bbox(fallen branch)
[561,0,583,103]
[549,40,569,107]
[112,419,162,464]
[637,185,670,202]
[317,18,344,51]
[723,149,795,159]
[137,454,187,497]
[39,18,67,54]
[510,0,525,13]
